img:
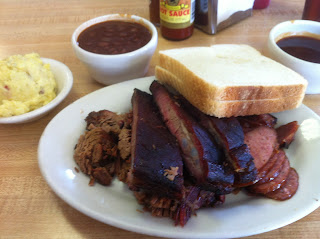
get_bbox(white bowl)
[0,58,73,124]
[71,14,158,85]
[268,20,320,94]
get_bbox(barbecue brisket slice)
[238,114,277,133]
[171,87,258,186]
[150,81,234,194]
[128,89,184,199]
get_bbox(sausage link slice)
[257,149,279,180]
[277,121,299,148]
[244,126,278,170]
[265,168,299,201]
[257,149,287,184]
[248,157,290,194]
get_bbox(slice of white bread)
[158,44,307,101]
[155,65,305,117]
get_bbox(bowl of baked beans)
[71,14,158,85]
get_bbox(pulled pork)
[134,186,224,226]
[74,110,132,185]
[74,127,117,186]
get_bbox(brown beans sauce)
[77,20,152,55]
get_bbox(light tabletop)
[1,0,319,238]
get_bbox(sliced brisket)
[177,94,257,186]
[150,81,234,194]
[238,114,277,133]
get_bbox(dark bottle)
[302,0,320,22]
[253,0,271,9]
[149,0,160,26]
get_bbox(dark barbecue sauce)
[77,20,152,55]
[276,35,320,64]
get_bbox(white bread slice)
[158,44,307,101]
[210,44,262,58]
[155,66,304,117]
[199,96,303,118]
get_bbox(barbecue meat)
[265,168,299,200]
[176,93,257,186]
[238,114,277,133]
[150,81,234,194]
[134,186,224,227]
[74,127,118,186]
[85,109,133,182]
[276,121,299,148]
[128,89,184,199]
[86,109,132,135]
[244,126,278,170]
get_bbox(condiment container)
[149,0,160,26]
[268,20,320,94]
[195,0,254,35]
[71,14,158,85]
[160,0,195,40]
[253,0,271,9]
[302,0,320,22]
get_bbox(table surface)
[1,0,320,238]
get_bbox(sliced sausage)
[244,126,278,170]
[248,157,290,194]
[257,149,287,184]
[265,168,299,201]
[257,149,279,180]
[276,121,299,148]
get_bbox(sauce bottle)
[149,0,160,26]
[253,0,271,9]
[302,0,320,22]
[160,0,195,40]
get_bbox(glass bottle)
[160,0,195,40]
[149,0,160,26]
[302,0,320,22]
[253,0,271,9]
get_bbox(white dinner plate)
[38,76,320,239]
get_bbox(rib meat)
[128,88,184,199]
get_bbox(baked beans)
[77,20,152,55]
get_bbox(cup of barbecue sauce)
[71,14,158,85]
[268,20,320,94]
